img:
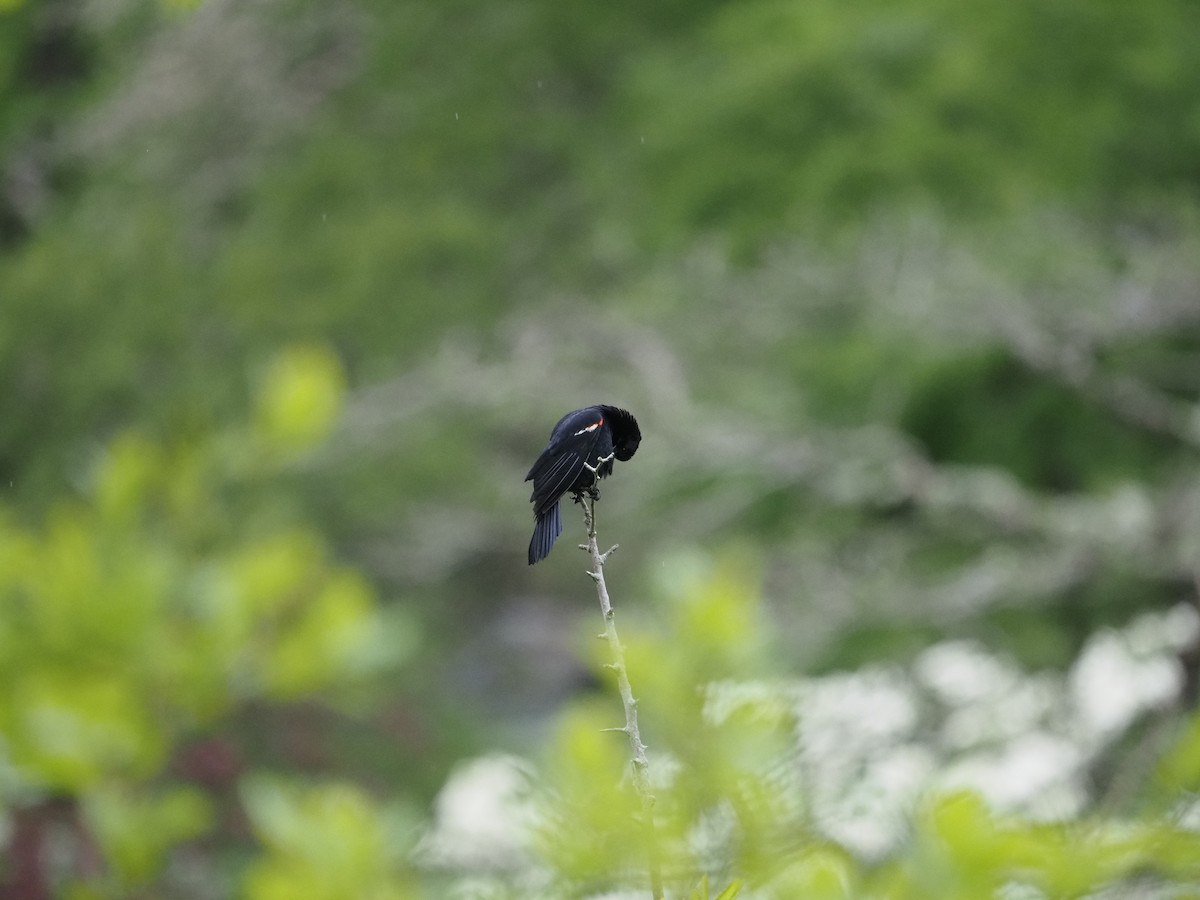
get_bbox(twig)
[580,492,664,900]
[1006,327,1200,448]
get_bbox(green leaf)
[254,344,345,454]
[84,784,213,887]
[240,776,417,900]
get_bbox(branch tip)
[582,452,616,475]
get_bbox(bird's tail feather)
[528,501,563,564]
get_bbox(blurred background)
[3,0,1200,896]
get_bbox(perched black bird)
[525,405,641,564]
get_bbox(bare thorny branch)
[578,456,663,899]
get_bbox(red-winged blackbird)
[525,405,641,565]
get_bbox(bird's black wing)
[525,410,607,517]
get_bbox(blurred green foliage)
[392,556,1158,895]
[0,345,409,895]
[901,348,1178,491]
[241,776,418,900]
[520,559,1200,898]
[84,784,213,890]
[3,0,1200,506]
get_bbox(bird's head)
[603,406,641,461]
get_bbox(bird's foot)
[570,486,601,505]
